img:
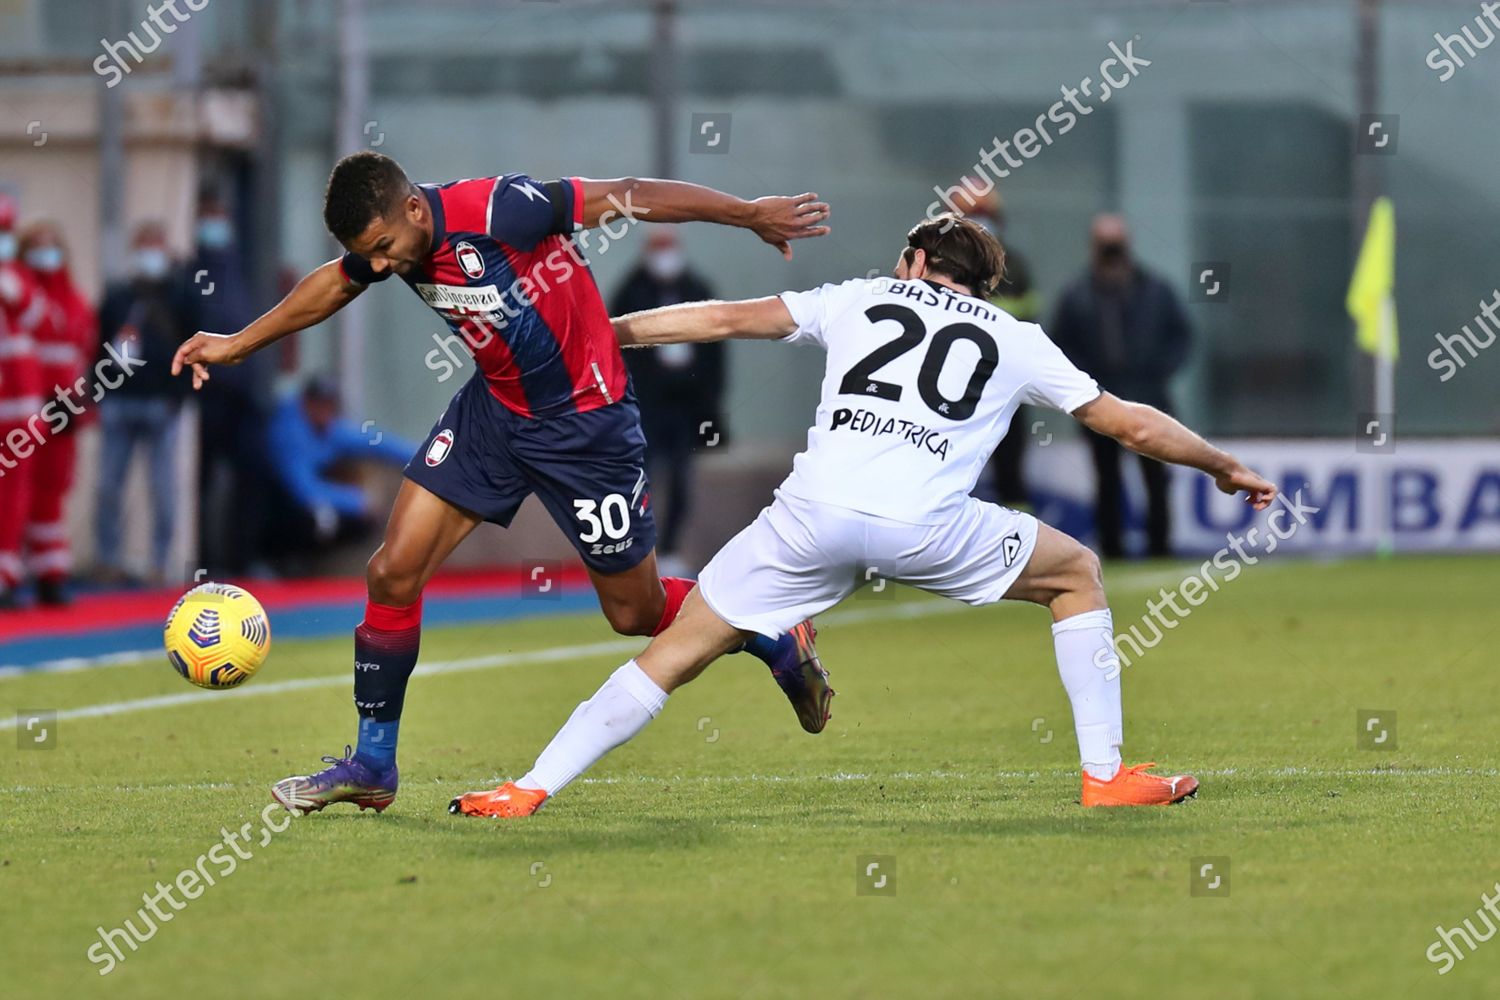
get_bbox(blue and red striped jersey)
[339,174,629,419]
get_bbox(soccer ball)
[163,583,272,689]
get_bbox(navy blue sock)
[740,632,779,664]
[356,718,401,770]
[351,598,422,771]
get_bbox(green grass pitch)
[3,555,1498,998]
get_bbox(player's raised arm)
[575,178,830,260]
[1073,392,1278,510]
[172,259,364,390]
[613,296,797,347]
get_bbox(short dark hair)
[903,214,1006,298]
[302,374,340,404]
[323,151,413,242]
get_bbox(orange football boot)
[1081,762,1198,807]
[448,781,548,818]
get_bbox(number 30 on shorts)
[573,494,632,545]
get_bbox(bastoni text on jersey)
[829,406,952,460]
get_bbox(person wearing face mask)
[92,220,191,585]
[18,222,97,605]
[0,193,46,608]
[185,191,271,577]
[1049,214,1193,559]
[609,229,723,575]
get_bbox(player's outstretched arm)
[614,296,796,347]
[575,178,830,260]
[172,259,364,390]
[1074,392,1278,510]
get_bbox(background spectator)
[263,376,413,574]
[0,192,43,607]
[952,179,1041,509]
[186,189,273,577]
[19,220,97,605]
[1050,214,1192,558]
[611,229,724,575]
[93,220,190,585]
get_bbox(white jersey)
[776,277,1100,524]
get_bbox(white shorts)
[697,491,1039,638]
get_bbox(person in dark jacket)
[93,221,191,584]
[186,191,273,576]
[1050,214,1192,558]
[952,179,1040,508]
[610,229,724,573]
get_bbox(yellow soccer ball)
[163,583,272,689]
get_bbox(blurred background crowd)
[1,0,1498,612]
[0,187,420,606]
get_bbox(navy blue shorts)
[404,376,657,573]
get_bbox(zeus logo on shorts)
[426,429,455,467]
[1002,532,1022,567]
[455,241,485,279]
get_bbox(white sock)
[1051,609,1124,781]
[516,660,668,795]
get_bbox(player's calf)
[586,557,682,636]
[451,593,747,818]
[1009,524,1197,804]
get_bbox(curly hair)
[322,151,413,243]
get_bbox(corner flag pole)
[1374,296,1395,418]
[1375,294,1395,558]
[1346,196,1398,557]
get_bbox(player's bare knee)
[1067,544,1107,605]
[366,548,422,607]
[601,600,657,637]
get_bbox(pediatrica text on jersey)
[829,406,952,460]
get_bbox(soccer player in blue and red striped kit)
[173,152,835,814]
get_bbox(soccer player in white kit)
[450,214,1278,817]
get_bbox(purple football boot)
[766,620,834,734]
[271,746,398,814]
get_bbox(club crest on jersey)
[1002,532,1023,567]
[455,241,485,279]
[426,429,455,467]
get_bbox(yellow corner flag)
[1346,196,1398,360]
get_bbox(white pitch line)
[0,599,976,730]
[0,637,647,731]
[0,566,1196,730]
[0,565,1191,678]
[0,648,164,679]
[0,597,978,679]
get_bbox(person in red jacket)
[0,193,46,608]
[20,221,98,605]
